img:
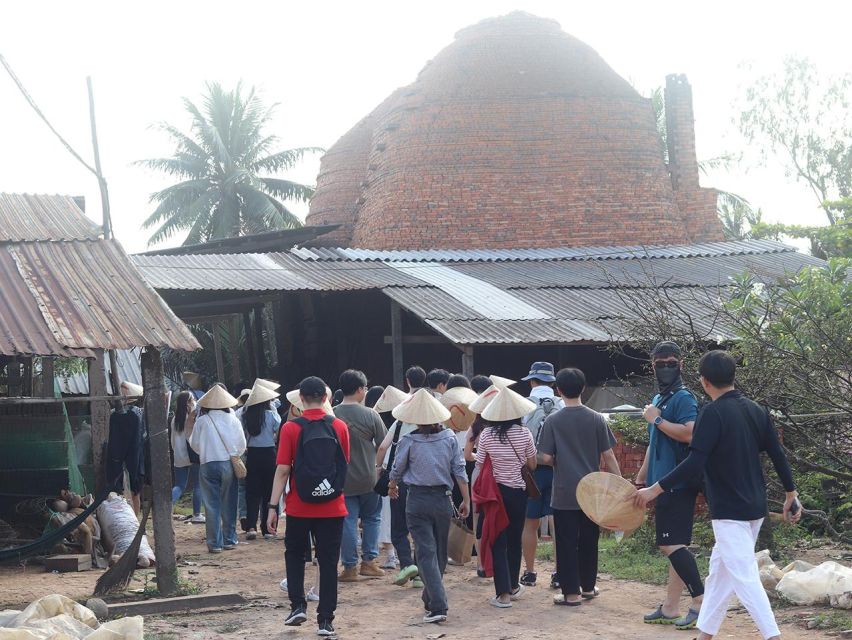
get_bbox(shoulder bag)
[507,427,540,499]
[374,421,403,497]
[211,416,247,479]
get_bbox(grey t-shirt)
[334,403,388,496]
[537,405,617,510]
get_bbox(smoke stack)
[665,74,700,191]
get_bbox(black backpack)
[292,415,348,503]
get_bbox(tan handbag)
[211,418,247,479]
[447,517,474,565]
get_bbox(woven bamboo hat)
[285,387,333,414]
[256,378,281,391]
[480,388,536,422]
[120,381,143,397]
[440,386,479,431]
[198,385,239,410]
[468,385,501,414]
[489,374,516,388]
[182,371,202,389]
[576,472,646,532]
[245,380,280,408]
[392,388,452,425]
[372,385,410,413]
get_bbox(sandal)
[489,597,512,609]
[643,604,678,625]
[520,571,537,586]
[581,587,600,599]
[553,594,582,606]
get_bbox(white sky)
[1,0,847,254]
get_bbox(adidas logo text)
[312,479,335,497]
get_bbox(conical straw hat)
[286,387,333,414]
[120,381,143,397]
[245,381,280,408]
[392,388,451,425]
[256,378,281,391]
[489,374,516,388]
[576,472,646,532]
[440,387,479,432]
[468,385,501,414]
[480,388,536,422]
[372,385,411,413]
[198,385,239,410]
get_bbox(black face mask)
[654,362,683,394]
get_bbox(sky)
[1,0,848,254]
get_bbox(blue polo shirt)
[646,389,698,487]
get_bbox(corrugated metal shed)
[131,238,822,346]
[0,193,101,242]
[0,194,200,356]
[58,349,142,395]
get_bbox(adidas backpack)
[292,415,348,503]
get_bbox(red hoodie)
[472,454,509,577]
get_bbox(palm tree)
[139,82,321,246]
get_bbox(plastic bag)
[96,494,155,566]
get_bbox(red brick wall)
[307,13,724,250]
[610,438,646,479]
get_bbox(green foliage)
[804,611,852,631]
[139,82,322,246]
[751,197,852,259]
[53,357,87,380]
[718,200,764,240]
[608,413,649,447]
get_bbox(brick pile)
[307,12,723,250]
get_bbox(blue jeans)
[172,464,202,514]
[341,492,382,568]
[200,460,237,550]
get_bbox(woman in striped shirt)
[475,388,537,608]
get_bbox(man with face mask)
[635,341,704,630]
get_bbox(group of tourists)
[156,344,800,640]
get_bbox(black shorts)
[655,488,699,546]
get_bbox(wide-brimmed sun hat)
[245,380,280,408]
[372,385,411,413]
[489,374,516,388]
[468,385,501,414]
[480,387,536,422]
[522,361,556,383]
[576,472,646,533]
[440,386,479,432]
[198,385,239,410]
[120,381,143,397]
[285,387,333,414]
[256,378,281,391]
[392,388,452,425]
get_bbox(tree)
[139,82,321,246]
[718,199,764,241]
[738,57,852,225]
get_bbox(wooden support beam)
[106,592,247,617]
[39,357,53,397]
[383,335,448,345]
[253,304,267,378]
[21,357,33,397]
[243,311,257,380]
[141,347,178,597]
[229,316,241,384]
[461,345,475,379]
[390,301,404,389]
[88,351,109,494]
[211,320,225,384]
[0,394,125,405]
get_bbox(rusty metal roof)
[0,240,201,356]
[0,193,101,242]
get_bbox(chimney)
[72,195,86,212]
[665,74,700,191]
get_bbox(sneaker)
[317,619,335,636]
[550,572,560,590]
[279,578,288,592]
[359,559,385,578]
[411,577,424,589]
[190,513,206,524]
[520,571,537,586]
[380,555,398,569]
[674,608,700,630]
[423,610,447,623]
[223,543,237,550]
[476,568,487,578]
[263,533,276,540]
[338,566,360,582]
[510,584,525,601]
[284,606,307,626]
[246,530,257,541]
[307,586,320,602]
[643,604,679,625]
[393,565,419,586]
[489,597,512,609]
[208,547,223,554]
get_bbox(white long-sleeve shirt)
[189,410,247,464]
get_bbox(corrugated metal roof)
[292,239,793,263]
[1,240,200,356]
[58,349,142,395]
[0,193,101,242]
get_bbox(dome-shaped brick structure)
[307,12,722,249]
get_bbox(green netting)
[56,379,87,495]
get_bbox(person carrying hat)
[189,385,247,553]
[388,389,470,624]
[537,368,621,605]
[474,388,538,608]
[519,361,564,588]
[240,380,282,540]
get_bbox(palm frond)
[260,177,315,203]
[250,147,324,173]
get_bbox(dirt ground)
[0,521,842,640]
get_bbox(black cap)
[299,376,328,400]
[651,341,682,359]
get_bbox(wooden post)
[22,357,34,397]
[253,304,267,378]
[211,321,225,384]
[107,349,121,396]
[461,345,475,379]
[39,357,54,397]
[243,311,257,379]
[141,347,178,596]
[88,351,109,494]
[228,316,241,384]
[390,301,404,389]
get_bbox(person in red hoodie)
[268,377,350,638]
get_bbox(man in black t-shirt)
[632,351,801,640]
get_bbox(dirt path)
[0,522,837,639]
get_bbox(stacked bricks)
[307,12,725,250]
